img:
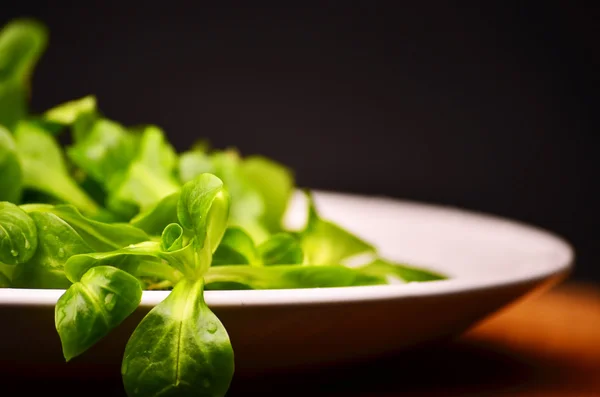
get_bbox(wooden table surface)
[5,281,600,396]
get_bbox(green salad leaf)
[14,121,100,215]
[0,201,37,265]
[27,95,98,137]
[108,125,180,217]
[212,227,259,266]
[298,191,375,265]
[161,223,185,252]
[20,204,149,252]
[257,232,303,266]
[0,271,10,287]
[179,149,269,244]
[0,19,47,130]
[129,191,180,236]
[209,151,266,242]
[205,264,386,290]
[67,118,139,191]
[12,210,92,289]
[212,229,303,267]
[122,278,234,397]
[357,258,447,283]
[64,240,186,285]
[242,155,294,233]
[178,173,229,257]
[178,149,212,183]
[43,95,97,127]
[0,126,22,202]
[55,266,142,361]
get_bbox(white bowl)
[0,190,573,378]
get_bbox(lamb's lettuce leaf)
[298,191,375,265]
[55,266,142,361]
[14,121,100,215]
[0,19,47,130]
[0,126,22,202]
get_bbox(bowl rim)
[0,190,574,308]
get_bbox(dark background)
[2,3,597,281]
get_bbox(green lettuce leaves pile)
[0,19,445,397]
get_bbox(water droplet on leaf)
[207,323,217,334]
[10,249,18,257]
